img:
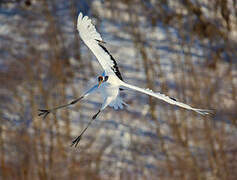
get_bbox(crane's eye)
[98,76,103,82]
[104,76,109,81]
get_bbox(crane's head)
[98,75,109,87]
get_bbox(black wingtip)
[170,97,177,101]
[95,39,106,44]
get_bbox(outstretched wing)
[121,82,212,115]
[77,12,123,81]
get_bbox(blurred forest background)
[0,0,237,179]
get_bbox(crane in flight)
[39,12,212,147]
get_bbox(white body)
[99,75,123,110]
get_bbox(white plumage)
[77,13,116,75]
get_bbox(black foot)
[71,135,82,147]
[38,109,50,119]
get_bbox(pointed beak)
[98,80,102,87]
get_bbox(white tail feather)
[109,96,127,110]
